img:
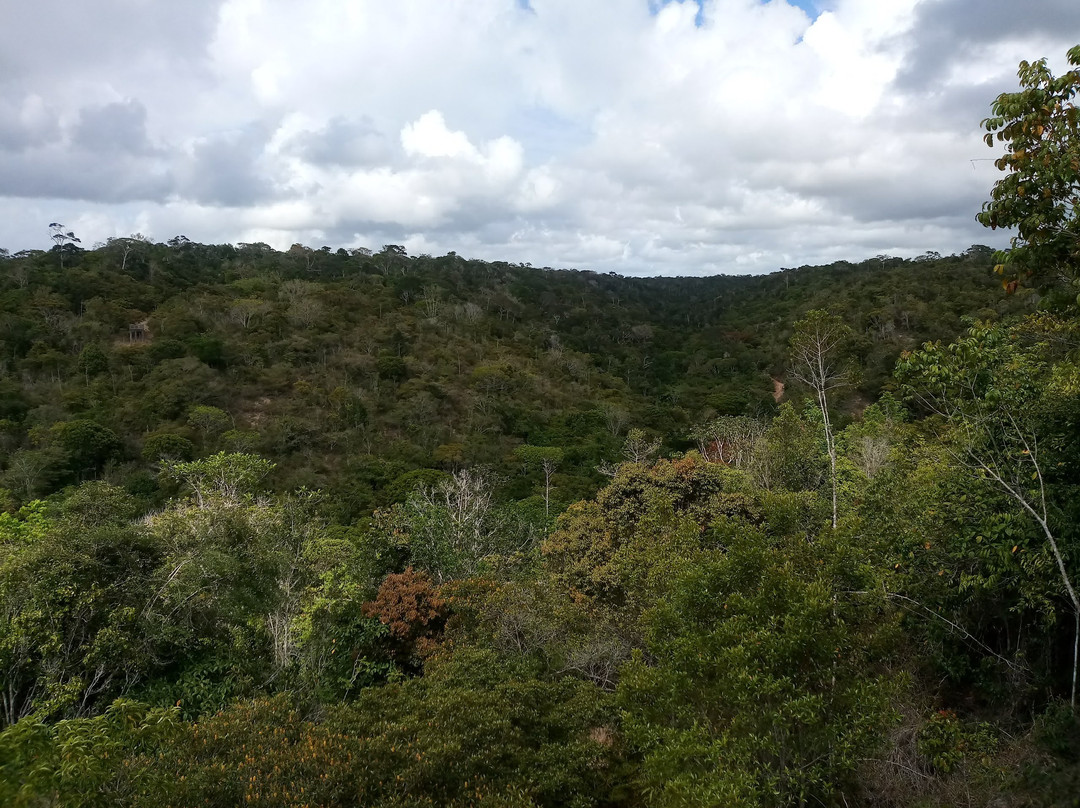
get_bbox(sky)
[1,0,1078,276]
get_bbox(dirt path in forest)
[772,378,784,402]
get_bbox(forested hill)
[7,43,1080,808]
[5,236,1080,807]
[0,239,1024,514]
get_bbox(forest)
[1,46,1079,808]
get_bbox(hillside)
[0,240,1025,516]
[4,235,1080,807]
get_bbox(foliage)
[0,487,161,724]
[140,433,194,462]
[619,527,897,807]
[978,45,1080,296]
[160,451,274,506]
[363,567,448,666]
[47,419,123,476]
[0,108,1073,805]
[1,651,619,808]
[0,500,51,546]
[377,468,543,583]
[749,402,827,492]
[0,699,181,808]
[916,709,998,775]
[899,320,1080,704]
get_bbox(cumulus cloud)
[0,0,1076,274]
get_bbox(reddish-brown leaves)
[363,568,447,660]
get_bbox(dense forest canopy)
[2,45,1080,808]
[0,235,1022,515]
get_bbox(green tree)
[899,321,1080,705]
[141,433,194,463]
[749,403,826,494]
[0,484,158,725]
[618,527,896,807]
[0,699,181,807]
[48,223,81,270]
[186,405,231,448]
[0,501,51,547]
[76,344,109,380]
[160,452,273,507]
[48,420,123,478]
[977,45,1080,295]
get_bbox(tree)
[514,445,564,517]
[226,298,269,330]
[362,567,447,666]
[141,433,195,463]
[186,405,231,448]
[789,310,853,528]
[977,45,1080,295]
[690,415,766,468]
[76,345,109,381]
[621,428,661,464]
[398,468,501,583]
[619,528,895,807]
[48,223,81,270]
[48,420,123,478]
[106,234,151,277]
[160,452,273,507]
[0,484,159,724]
[749,403,826,494]
[899,321,1080,705]
[375,468,543,583]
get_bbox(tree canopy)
[978,45,1080,297]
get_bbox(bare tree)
[601,403,629,437]
[228,298,269,330]
[789,310,853,529]
[514,445,564,517]
[622,428,661,464]
[691,415,766,467]
[407,468,513,582]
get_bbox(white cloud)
[401,112,479,161]
[0,0,1075,274]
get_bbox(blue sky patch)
[650,0,821,27]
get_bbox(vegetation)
[3,45,1080,808]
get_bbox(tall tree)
[789,310,852,528]
[514,445,564,517]
[47,223,80,270]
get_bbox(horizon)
[2,1,1076,275]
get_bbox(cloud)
[0,0,1076,274]
[179,124,279,206]
[285,116,391,167]
[0,97,171,203]
[0,93,61,151]
[898,0,1080,90]
[73,100,156,155]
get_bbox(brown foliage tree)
[363,567,448,663]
